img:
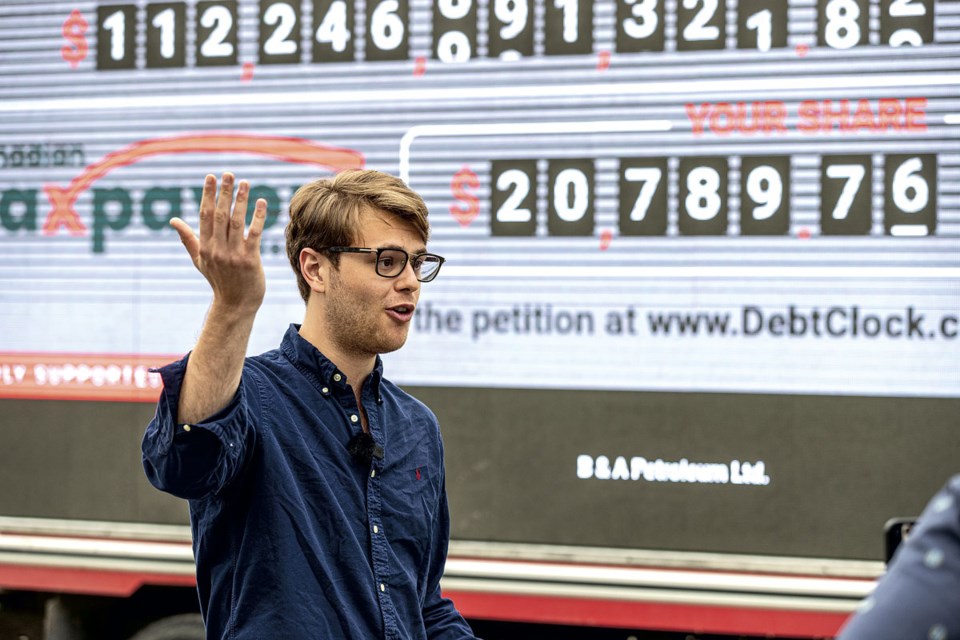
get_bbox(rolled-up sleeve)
[141,354,258,500]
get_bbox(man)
[142,170,477,639]
[837,474,960,639]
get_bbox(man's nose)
[394,259,420,291]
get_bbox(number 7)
[625,166,662,221]
[825,163,865,220]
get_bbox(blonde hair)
[285,170,430,302]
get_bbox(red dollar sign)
[61,9,89,69]
[449,165,479,227]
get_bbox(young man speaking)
[142,170,477,639]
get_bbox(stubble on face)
[322,267,412,360]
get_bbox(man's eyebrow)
[378,244,428,253]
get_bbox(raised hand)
[171,172,268,314]
[171,173,269,424]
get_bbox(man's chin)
[376,331,410,355]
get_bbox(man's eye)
[379,257,395,268]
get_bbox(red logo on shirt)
[415,468,421,481]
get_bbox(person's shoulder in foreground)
[836,474,960,640]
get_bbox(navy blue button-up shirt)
[837,474,960,639]
[142,325,475,640]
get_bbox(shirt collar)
[280,323,384,394]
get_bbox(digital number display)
[486,153,936,237]
[87,0,938,70]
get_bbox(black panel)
[4,389,952,563]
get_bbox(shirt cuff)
[150,353,246,455]
[150,355,189,455]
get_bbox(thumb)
[170,217,200,263]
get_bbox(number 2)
[199,5,235,59]
[496,169,533,222]
[262,2,299,59]
[683,0,720,41]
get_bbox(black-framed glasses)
[320,247,446,282]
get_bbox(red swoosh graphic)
[42,133,366,235]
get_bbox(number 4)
[317,0,350,52]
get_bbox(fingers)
[228,180,251,251]
[246,198,268,252]
[198,174,216,244]
[170,217,200,264]
[193,171,264,259]
[213,172,235,244]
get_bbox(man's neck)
[298,316,376,400]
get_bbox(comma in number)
[596,50,610,71]
[413,56,427,77]
[599,229,613,250]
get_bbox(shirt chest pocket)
[380,462,439,567]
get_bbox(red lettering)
[905,97,927,131]
[798,100,821,133]
[823,100,850,131]
[878,98,905,132]
[851,98,877,132]
[685,103,711,136]
[764,101,788,134]
[686,101,788,136]
[797,98,926,135]
[710,102,735,135]
[41,185,87,236]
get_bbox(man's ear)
[299,248,327,294]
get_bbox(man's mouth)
[386,304,415,322]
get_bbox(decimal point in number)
[241,62,255,83]
[599,229,613,251]
[795,44,810,58]
[597,51,611,72]
[413,57,427,77]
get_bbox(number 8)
[686,166,722,221]
[824,0,861,50]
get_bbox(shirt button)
[370,469,376,478]
[183,425,192,432]
[373,525,379,534]
[379,583,385,592]
[350,414,359,423]
[333,373,342,382]
[321,387,329,394]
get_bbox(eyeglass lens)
[377,249,442,282]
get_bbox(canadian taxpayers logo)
[0,133,364,253]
